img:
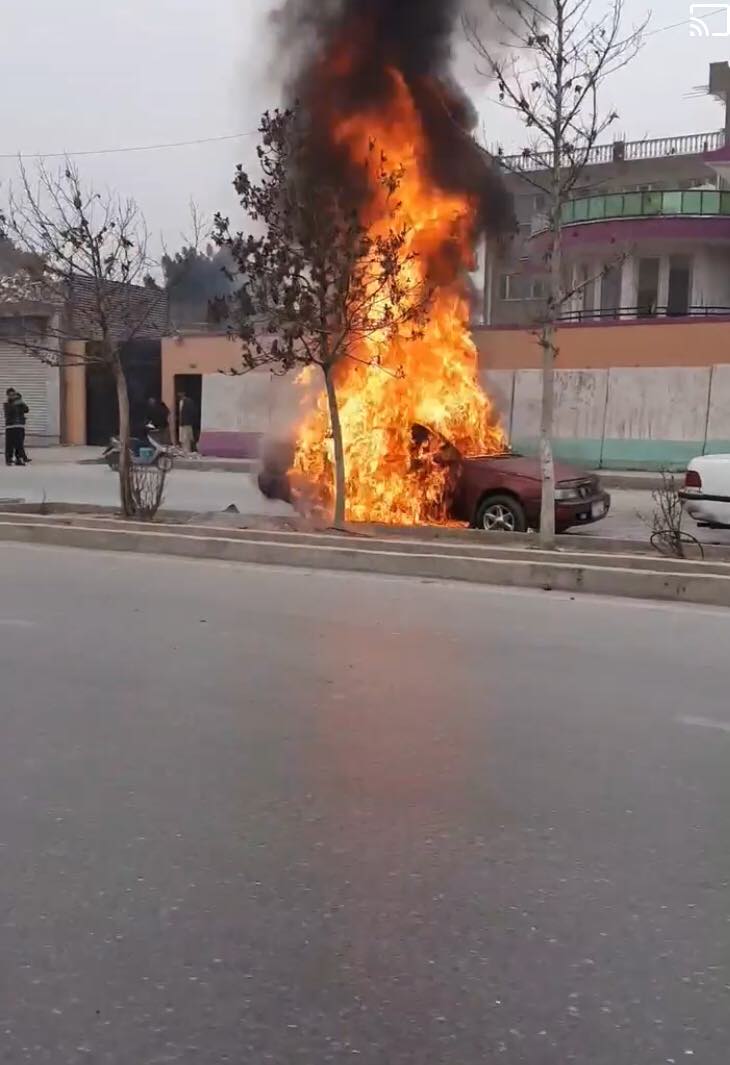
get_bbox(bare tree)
[2,162,167,515]
[214,109,433,526]
[642,471,704,560]
[464,0,645,546]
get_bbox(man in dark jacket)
[4,388,29,466]
[146,397,171,444]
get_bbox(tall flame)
[293,66,505,525]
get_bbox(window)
[701,190,721,214]
[499,274,517,301]
[662,191,682,214]
[637,258,660,317]
[533,194,547,212]
[642,191,663,215]
[667,256,691,317]
[601,263,622,315]
[499,275,545,301]
[573,199,589,222]
[682,190,702,214]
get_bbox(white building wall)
[692,248,730,309]
[619,254,637,311]
[511,369,608,439]
[657,255,671,311]
[202,372,273,436]
[603,368,711,442]
[480,369,514,435]
[706,365,730,445]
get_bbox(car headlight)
[555,487,580,501]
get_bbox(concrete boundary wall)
[504,364,730,470]
[200,363,730,471]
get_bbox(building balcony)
[556,304,730,324]
[528,189,730,251]
[498,130,725,172]
[560,189,730,226]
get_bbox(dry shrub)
[130,464,168,521]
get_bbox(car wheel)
[475,494,528,533]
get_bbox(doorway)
[667,256,691,317]
[637,258,660,317]
[174,373,203,443]
[84,341,162,444]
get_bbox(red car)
[449,451,611,533]
[258,432,611,534]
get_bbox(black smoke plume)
[271,0,515,241]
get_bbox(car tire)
[475,494,528,534]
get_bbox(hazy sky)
[1,0,728,254]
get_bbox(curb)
[1,502,728,561]
[597,473,663,491]
[4,512,730,576]
[2,518,730,608]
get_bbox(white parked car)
[680,455,730,529]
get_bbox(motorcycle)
[103,429,174,473]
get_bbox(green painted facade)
[510,438,730,471]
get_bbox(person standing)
[4,388,29,467]
[146,397,171,444]
[177,391,197,454]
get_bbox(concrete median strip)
[1,515,730,607]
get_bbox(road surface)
[2,543,730,1063]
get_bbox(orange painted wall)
[161,334,242,416]
[60,342,87,445]
[475,319,730,371]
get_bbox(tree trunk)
[539,5,566,551]
[323,364,346,527]
[112,359,135,517]
[538,319,557,548]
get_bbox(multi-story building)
[468,63,730,470]
[483,61,730,328]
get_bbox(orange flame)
[294,67,505,524]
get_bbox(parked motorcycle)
[103,431,174,473]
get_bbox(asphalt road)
[2,544,730,1064]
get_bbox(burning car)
[259,426,611,534]
[448,450,611,534]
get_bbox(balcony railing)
[559,188,730,227]
[498,131,726,172]
[556,305,730,323]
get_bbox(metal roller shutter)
[0,342,53,443]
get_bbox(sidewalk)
[30,446,667,488]
[29,446,101,465]
[32,446,258,473]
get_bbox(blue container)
[139,447,155,463]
